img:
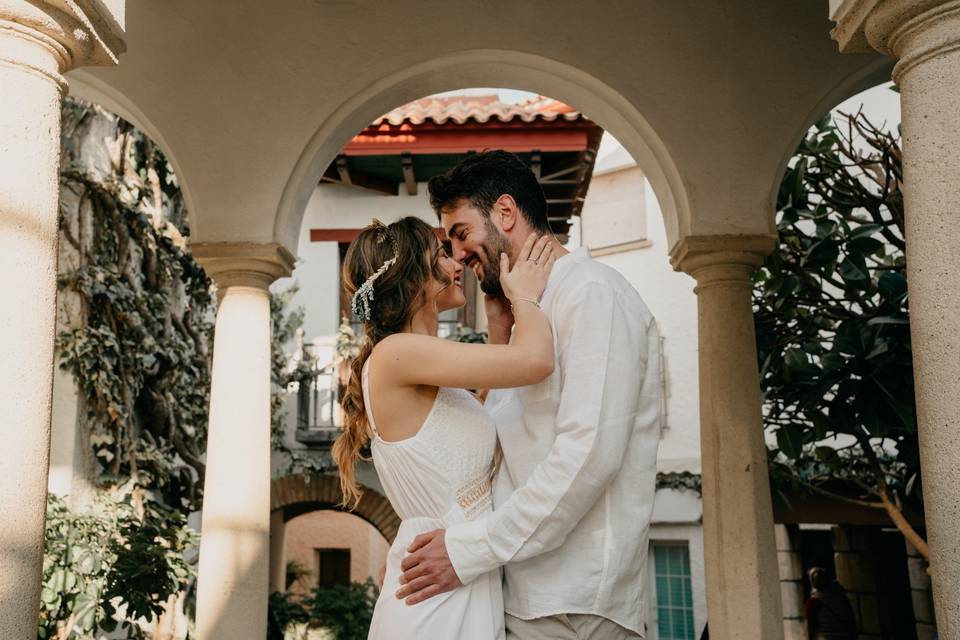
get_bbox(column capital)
[0,0,125,92]
[670,234,776,287]
[192,242,296,291]
[830,0,960,82]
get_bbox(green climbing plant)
[56,98,212,513]
[43,98,211,636]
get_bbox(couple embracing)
[332,150,661,639]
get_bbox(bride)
[332,216,555,640]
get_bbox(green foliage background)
[755,106,922,536]
[43,98,213,637]
[267,580,379,640]
[39,496,195,639]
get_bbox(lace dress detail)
[362,360,505,640]
[456,473,493,519]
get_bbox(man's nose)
[451,241,469,263]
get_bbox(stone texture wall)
[776,525,806,640]
[833,525,881,640]
[906,540,935,640]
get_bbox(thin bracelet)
[512,297,540,309]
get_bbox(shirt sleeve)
[444,279,649,585]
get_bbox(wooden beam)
[324,156,399,196]
[336,155,352,185]
[309,228,363,243]
[546,198,575,204]
[540,164,581,181]
[530,151,541,179]
[401,153,417,196]
[775,491,925,526]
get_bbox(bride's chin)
[438,293,466,313]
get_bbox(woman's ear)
[495,194,519,232]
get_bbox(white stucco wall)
[579,166,647,249]
[274,182,438,339]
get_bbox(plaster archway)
[275,49,689,255]
[766,56,895,214]
[66,69,199,235]
[270,473,400,543]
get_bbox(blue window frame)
[653,543,695,640]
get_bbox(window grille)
[652,542,695,640]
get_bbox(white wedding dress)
[363,361,505,640]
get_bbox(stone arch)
[275,48,689,253]
[766,56,895,214]
[66,69,199,235]
[270,473,400,543]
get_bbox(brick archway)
[270,474,400,543]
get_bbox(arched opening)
[761,81,928,639]
[268,474,399,598]
[282,510,389,594]
[270,474,400,543]
[275,50,688,254]
[271,83,707,637]
[67,69,199,239]
[768,56,894,216]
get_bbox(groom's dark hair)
[428,150,550,233]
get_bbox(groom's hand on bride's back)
[396,529,462,605]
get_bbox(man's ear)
[494,194,519,232]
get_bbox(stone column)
[832,2,960,633]
[269,510,287,592]
[0,4,122,638]
[672,235,782,640]
[191,243,294,640]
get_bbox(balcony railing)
[293,347,344,447]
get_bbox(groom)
[397,150,661,639]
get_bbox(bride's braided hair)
[334,217,451,508]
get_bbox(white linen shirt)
[444,247,661,635]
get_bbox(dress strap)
[360,358,381,439]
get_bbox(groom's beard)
[477,224,511,296]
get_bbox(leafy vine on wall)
[56,99,213,516]
[41,99,213,637]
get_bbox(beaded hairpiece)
[350,219,400,322]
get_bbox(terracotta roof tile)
[373,94,584,126]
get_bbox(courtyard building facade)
[3,1,960,638]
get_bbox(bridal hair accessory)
[351,219,400,322]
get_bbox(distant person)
[804,567,857,640]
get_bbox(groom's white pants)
[505,613,642,640]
